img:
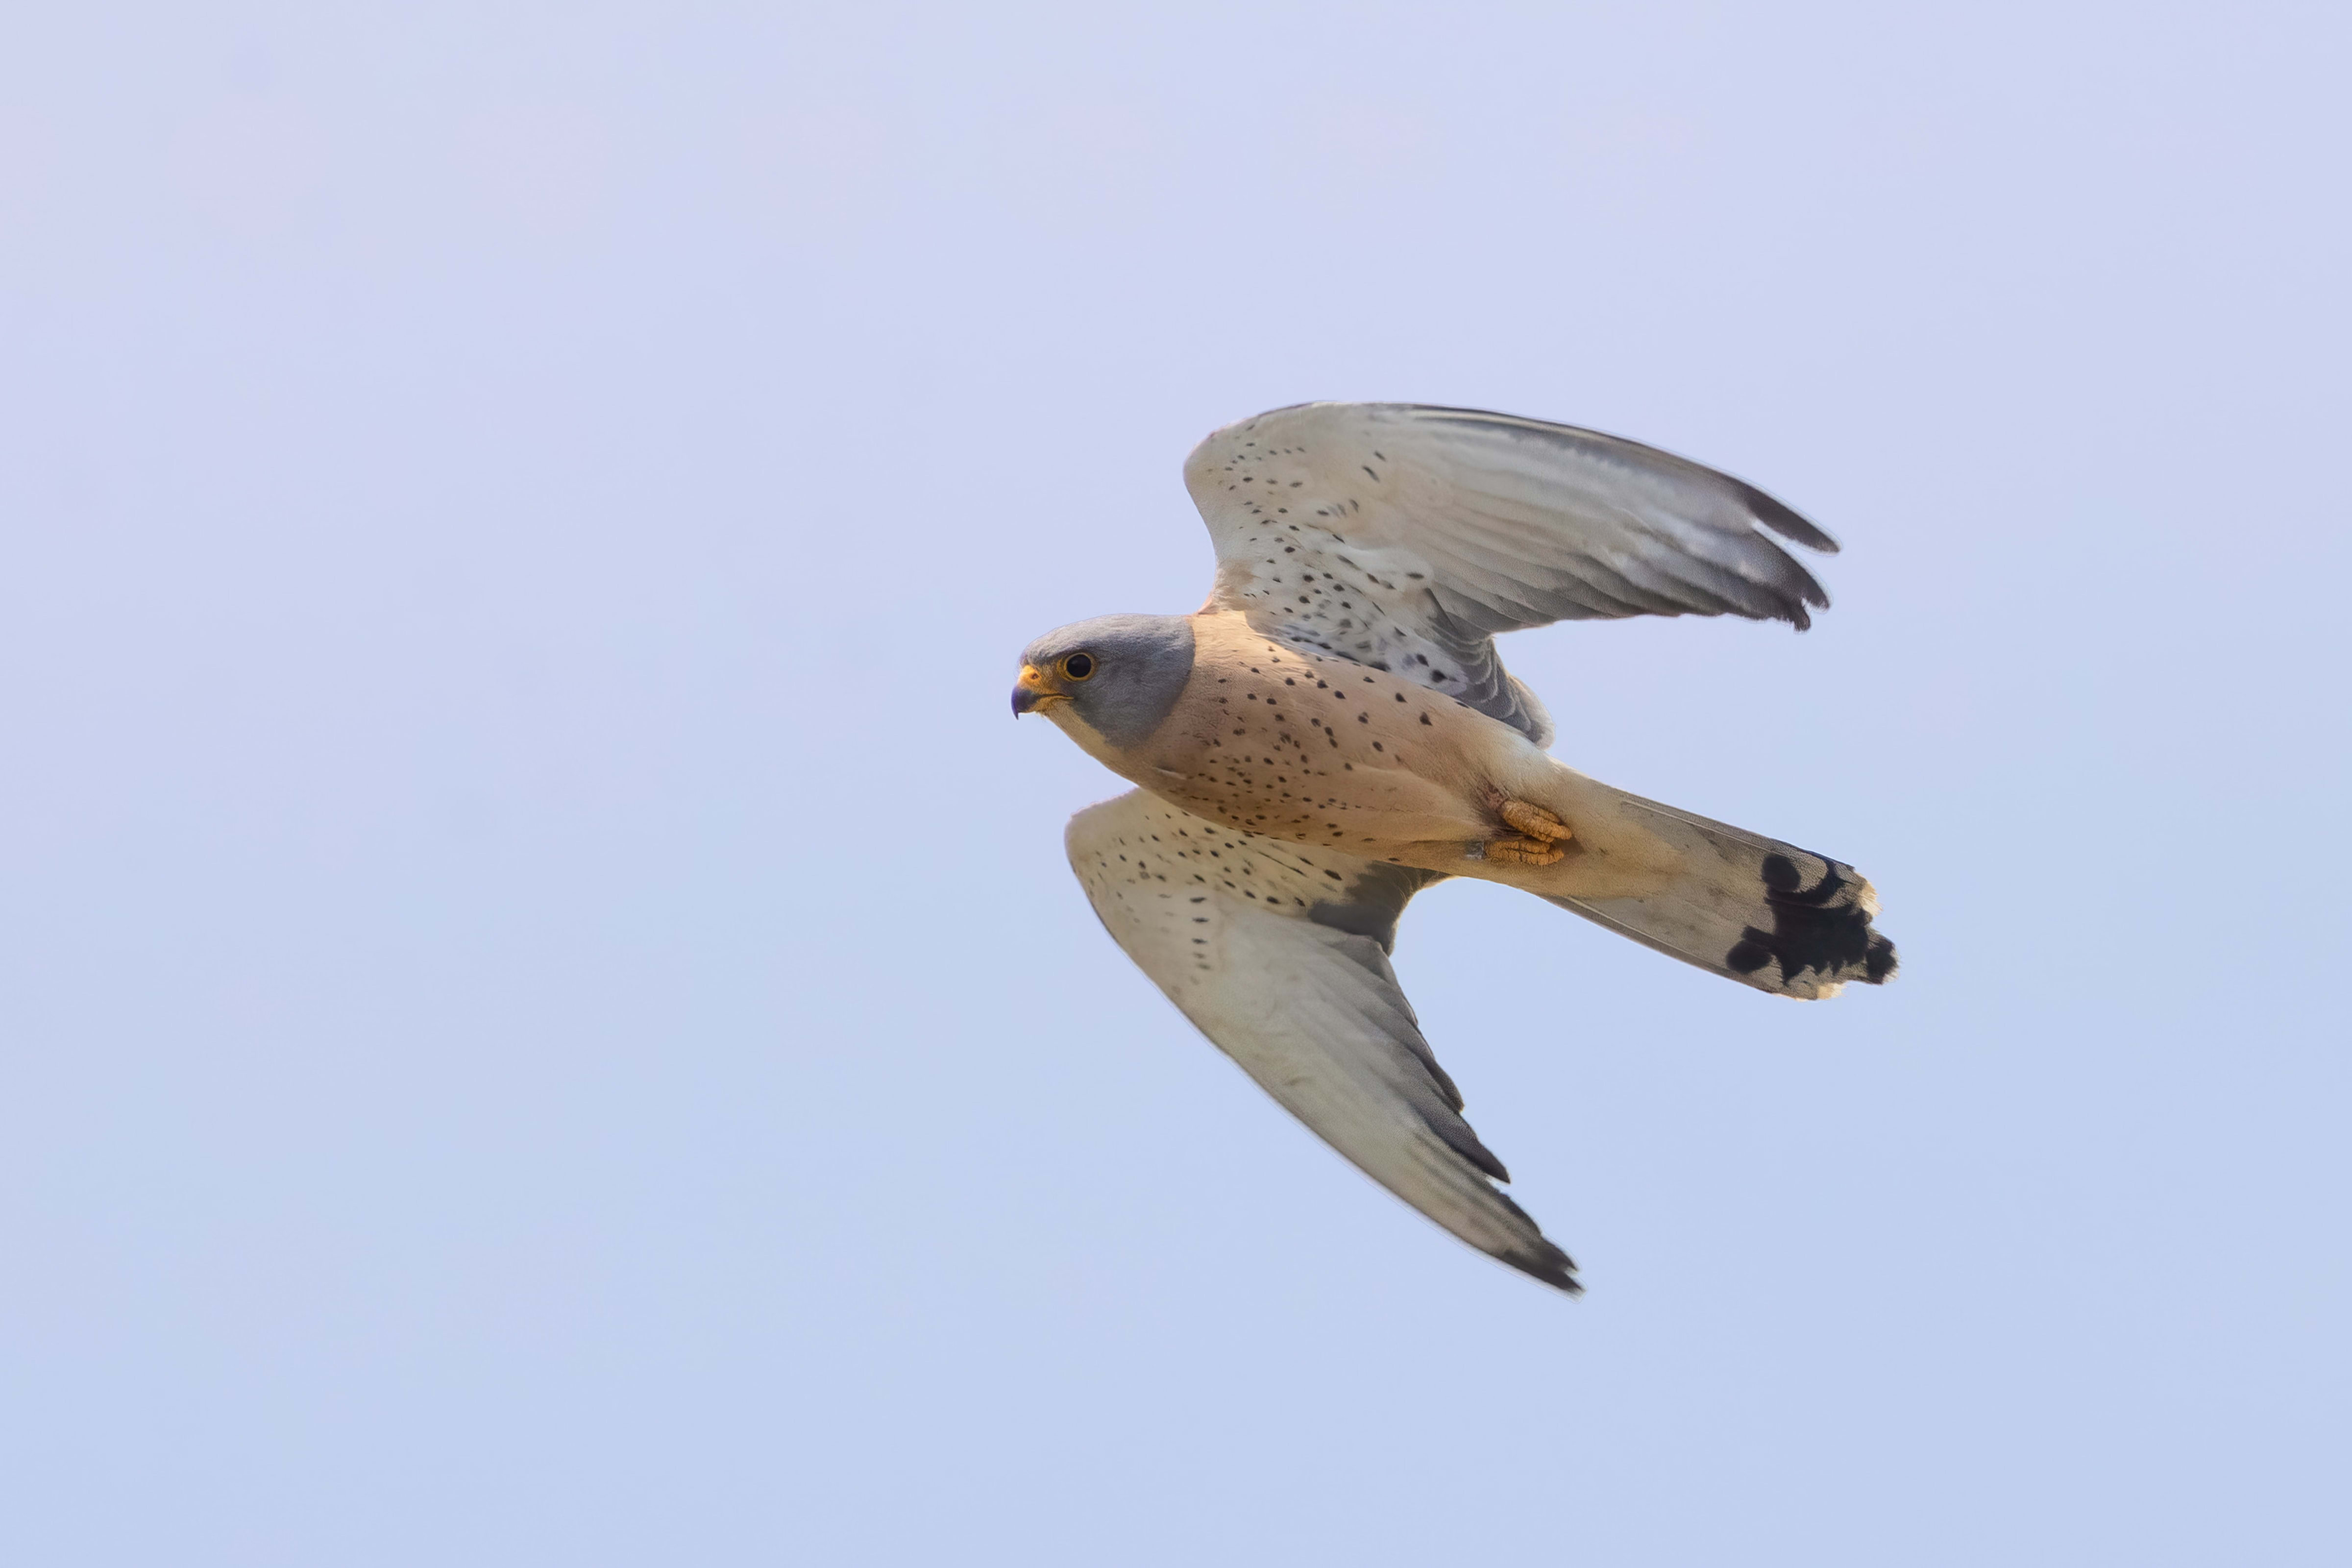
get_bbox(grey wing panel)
[1184,401,1837,742]
[1065,790,1579,1293]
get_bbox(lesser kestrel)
[1015,403,1896,1292]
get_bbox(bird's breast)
[1120,619,1503,858]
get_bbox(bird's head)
[1012,613,1196,750]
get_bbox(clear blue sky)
[3,4,2345,1563]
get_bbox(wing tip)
[1735,482,1839,633]
[1506,1240,1585,1296]
[1769,583,1828,633]
[1738,481,1841,555]
[1776,561,1832,631]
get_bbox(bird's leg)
[1481,800,1572,867]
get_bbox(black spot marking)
[1864,935,1897,982]
[1725,854,1897,987]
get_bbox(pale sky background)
[2,3,2346,1564]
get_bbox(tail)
[1544,788,1897,1000]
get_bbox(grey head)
[1012,613,1196,750]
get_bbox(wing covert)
[1184,401,1838,744]
[1066,789,1579,1293]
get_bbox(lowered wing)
[1066,789,1579,1293]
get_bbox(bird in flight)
[1013,403,1896,1293]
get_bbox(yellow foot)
[1500,800,1571,843]
[1481,800,1571,866]
[1484,836,1564,866]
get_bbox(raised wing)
[1185,401,1838,744]
[1067,789,1579,1293]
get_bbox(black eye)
[1061,652,1096,681]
